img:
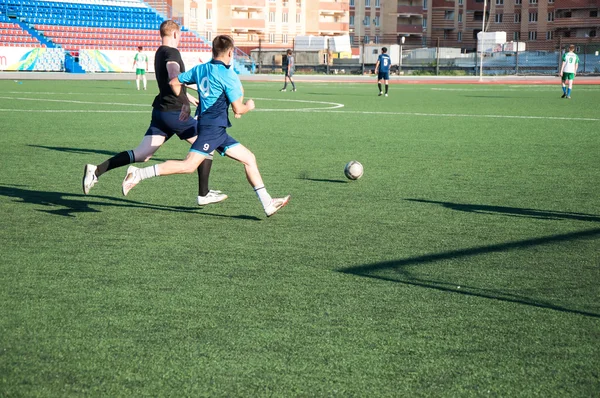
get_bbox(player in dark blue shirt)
[375,47,391,97]
[122,35,290,217]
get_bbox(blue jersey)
[378,54,391,73]
[177,59,243,128]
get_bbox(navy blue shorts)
[377,71,390,81]
[190,125,239,157]
[285,70,294,78]
[145,108,197,141]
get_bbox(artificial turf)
[0,79,599,396]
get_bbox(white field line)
[0,96,149,107]
[431,87,600,92]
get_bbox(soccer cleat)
[385,93,388,97]
[561,93,567,98]
[265,195,290,217]
[292,88,297,92]
[82,164,98,195]
[122,166,141,196]
[378,92,383,96]
[566,96,571,99]
[280,88,287,92]
[197,190,228,206]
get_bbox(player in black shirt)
[82,20,226,206]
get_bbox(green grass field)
[1,79,599,396]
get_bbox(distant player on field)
[559,44,579,99]
[122,35,290,217]
[375,47,391,97]
[83,20,227,206]
[280,49,296,92]
[133,46,149,90]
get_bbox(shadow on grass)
[0,185,261,221]
[298,177,348,184]
[339,227,600,318]
[405,198,600,222]
[28,145,167,162]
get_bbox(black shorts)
[145,108,197,141]
[378,71,390,81]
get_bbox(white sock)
[254,186,272,209]
[143,77,147,89]
[136,80,140,90]
[139,165,159,180]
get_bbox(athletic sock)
[562,86,567,94]
[254,186,272,209]
[96,150,135,177]
[138,165,159,180]
[197,156,213,196]
[283,81,287,89]
[385,84,389,94]
[378,83,382,92]
[291,80,296,89]
[567,88,572,96]
[136,80,140,90]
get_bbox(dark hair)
[212,35,235,58]
[159,20,180,38]
[138,46,143,51]
[382,47,387,53]
[287,49,292,55]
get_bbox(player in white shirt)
[559,44,579,99]
[133,46,149,90]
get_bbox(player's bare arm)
[374,60,380,74]
[231,97,254,116]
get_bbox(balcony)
[231,18,266,31]
[554,16,600,28]
[397,23,424,35]
[554,0,599,9]
[319,22,350,32]
[319,1,350,14]
[397,5,423,15]
[231,0,265,10]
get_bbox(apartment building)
[172,0,349,48]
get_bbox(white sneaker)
[265,195,290,217]
[198,190,228,206]
[385,93,388,97]
[292,88,297,92]
[378,92,383,96]
[280,88,286,92]
[122,166,140,196]
[82,164,98,195]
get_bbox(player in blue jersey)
[121,35,290,217]
[374,47,391,97]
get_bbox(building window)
[374,16,380,26]
[365,0,370,7]
[514,13,521,23]
[282,12,288,22]
[443,30,448,39]
[458,12,462,22]
[423,0,428,10]
[283,34,288,43]
[548,0,553,2]
[206,8,212,19]
[350,0,354,5]
[374,35,380,43]
[458,0,463,4]
[474,11,484,21]
[546,31,553,40]
[528,31,536,40]
[296,13,301,23]
[513,31,519,40]
[529,12,537,22]
[423,17,427,29]
[495,13,503,22]
[590,29,597,37]
[269,12,275,22]
[591,10,598,17]
[375,0,380,7]
[496,0,503,4]
[269,33,275,43]
[206,31,212,41]
[547,11,553,21]
[444,10,454,20]
[473,29,481,39]
[350,15,355,26]
[529,0,537,3]
[364,35,370,44]
[458,31,462,41]
[515,0,521,4]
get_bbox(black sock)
[291,80,296,89]
[385,84,389,94]
[283,81,287,89]
[198,158,212,196]
[378,83,382,92]
[96,150,134,177]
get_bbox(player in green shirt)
[133,46,149,90]
[559,44,579,99]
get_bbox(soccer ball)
[344,161,363,180]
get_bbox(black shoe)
[561,93,566,98]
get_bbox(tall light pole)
[479,0,487,80]
[400,36,405,74]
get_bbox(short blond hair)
[160,20,180,38]
[569,44,575,51]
